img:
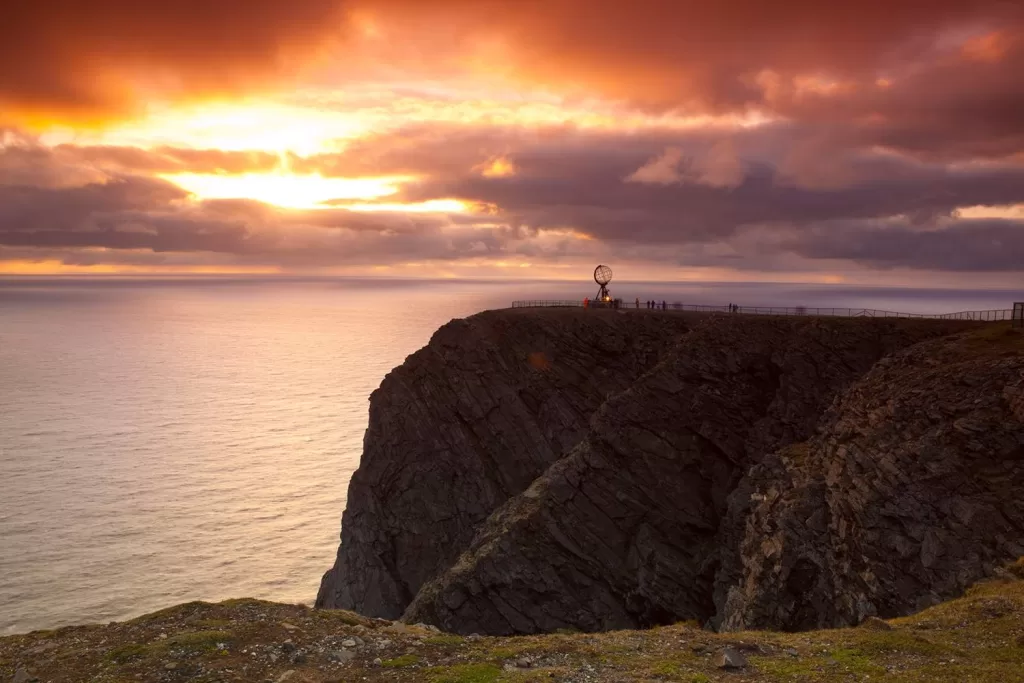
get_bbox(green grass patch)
[427,663,502,683]
[105,643,151,664]
[128,601,210,624]
[649,660,688,679]
[853,630,950,658]
[751,654,824,678]
[829,647,886,675]
[192,618,233,629]
[425,634,466,646]
[165,630,233,653]
[313,608,370,626]
[382,654,421,668]
[104,629,232,665]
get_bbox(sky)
[1,0,1023,283]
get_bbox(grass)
[427,663,502,683]
[104,629,232,664]
[425,635,466,646]
[8,561,1024,683]
[312,607,372,626]
[382,654,422,668]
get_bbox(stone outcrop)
[718,325,1024,631]
[317,309,691,618]
[320,309,1024,635]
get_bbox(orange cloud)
[0,1,345,124]
[5,0,1022,127]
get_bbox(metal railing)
[510,300,1014,321]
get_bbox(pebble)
[372,657,383,666]
[785,647,799,657]
[12,668,31,683]
[342,638,357,648]
[330,650,355,663]
[717,646,749,670]
[276,671,295,683]
[164,662,178,671]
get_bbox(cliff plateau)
[319,309,1024,636]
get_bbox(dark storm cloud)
[786,218,1024,271]
[393,129,1024,246]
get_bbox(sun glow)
[162,171,413,209]
[42,101,369,155]
[338,199,471,213]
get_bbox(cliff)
[317,309,692,618]
[319,309,1024,636]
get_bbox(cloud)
[785,218,1024,271]
[0,1,344,120]
[5,1,1022,125]
[627,141,744,187]
[5,116,1024,274]
[626,148,685,185]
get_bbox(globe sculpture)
[594,264,613,301]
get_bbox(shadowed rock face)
[400,315,971,634]
[316,309,692,618]
[320,309,1024,635]
[719,327,1024,631]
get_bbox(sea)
[1,276,1019,635]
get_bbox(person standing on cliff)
[636,297,640,309]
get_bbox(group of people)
[728,303,740,313]
[636,298,668,310]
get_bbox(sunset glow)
[162,172,414,209]
[1,0,1022,280]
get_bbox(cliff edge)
[319,309,1024,635]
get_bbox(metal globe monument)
[594,264,613,302]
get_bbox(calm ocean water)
[1,276,1019,634]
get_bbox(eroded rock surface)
[316,309,691,618]
[320,309,1023,635]
[401,315,969,634]
[720,326,1024,631]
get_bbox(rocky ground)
[4,561,1024,683]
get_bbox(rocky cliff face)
[317,309,691,618]
[718,325,1024,631]
[320,310,1024,635]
